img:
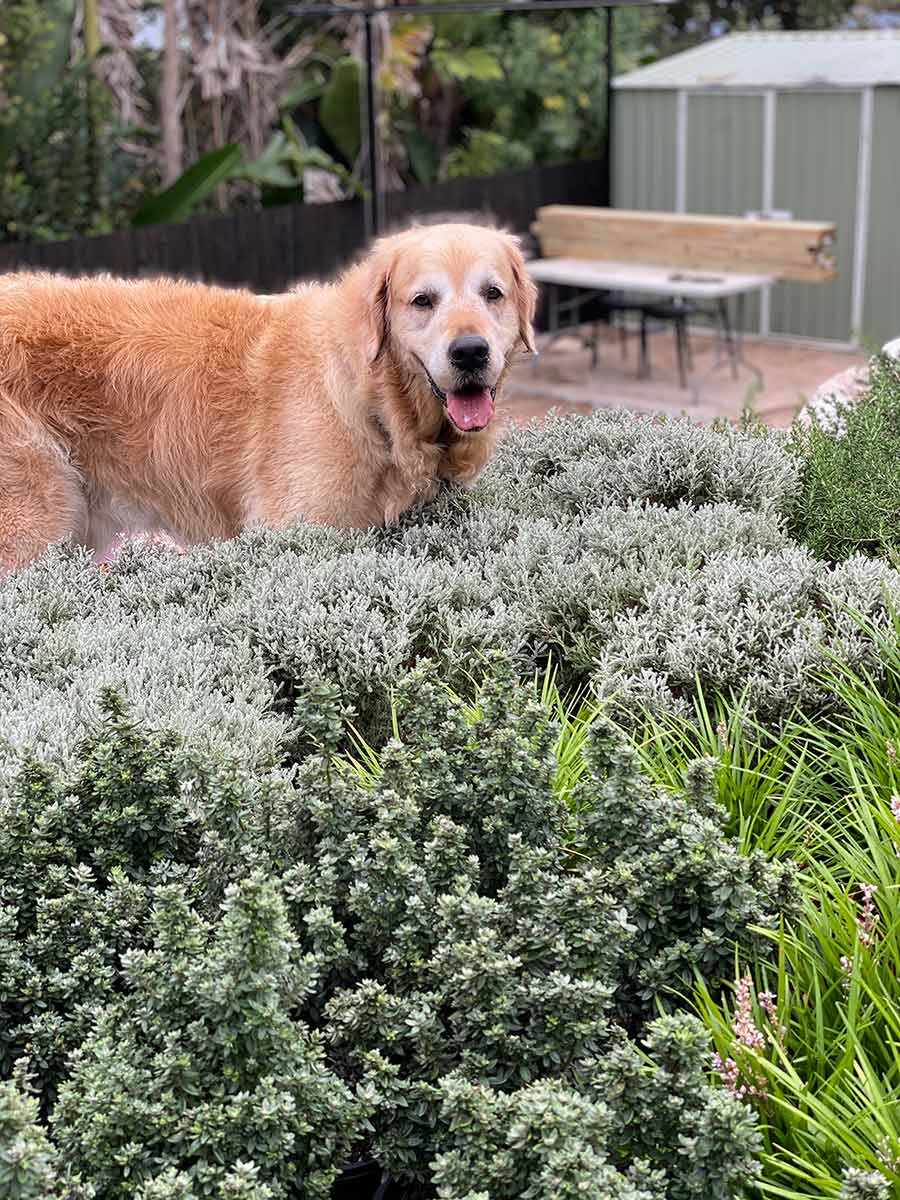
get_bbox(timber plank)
[532,206,837,282]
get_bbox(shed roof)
[613,30,900,91]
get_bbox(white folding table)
[526,257,775,400]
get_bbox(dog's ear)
[505,235,538,355]
[369,270,391,363]
[365,244,395,364]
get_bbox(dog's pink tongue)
[446,388,494,431]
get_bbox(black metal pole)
[362,12,382,239]
[605,5,614,207]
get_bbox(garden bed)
[3,356,900,1198]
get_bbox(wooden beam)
[532,206,837,282]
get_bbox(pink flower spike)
[856,883,879,949]
[711,1052,743,1097]
[758,990,776,1022]
[712,975,773,1103]
[891,794,900,825]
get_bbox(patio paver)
[499,326,867,429]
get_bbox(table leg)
[718,298,739,380]
[675,318,688,390]
[690,292,767,403]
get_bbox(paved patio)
[498,325,867,429]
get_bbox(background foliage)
[0,0,881,242]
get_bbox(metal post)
[363,12,383,240]
[605,5,614,207]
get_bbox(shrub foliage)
[1,410,895,789]
[0,668,788,1195]
[789,355,900,561]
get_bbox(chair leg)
[618,314,628,360]
[675,318,688,390]
[591,321,599,369]
[639,314,650,378]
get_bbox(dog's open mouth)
[444,384,495,432]
[418,359,496,432]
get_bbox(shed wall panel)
[612,91,677,211]
[769,90,859,342]
[862,88,900,347]
[685,94,764,216]
[686,93,764,331]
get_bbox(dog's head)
[366,223,537,434]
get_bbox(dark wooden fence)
[0,156,606,293]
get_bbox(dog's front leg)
[381,468,440,525]
[440,432,495,487]
[0,433,88,572]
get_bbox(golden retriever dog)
[0,222,537,571]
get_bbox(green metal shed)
[612,31,900,347]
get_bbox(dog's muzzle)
[415,356,496,433]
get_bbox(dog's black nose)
[449,335,490,372]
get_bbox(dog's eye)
[411,293,434,309]
[484,286,504,302]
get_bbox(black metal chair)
[637,299,699,390]
[537,284,701,391]
[590,294,650,368]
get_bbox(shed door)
[685,93,765,331]
[770,91,860,343]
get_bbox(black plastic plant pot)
[331,1159,402,1200]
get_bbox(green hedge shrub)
[789,356,900,561]
[53,876,361,1199]
[0,1080,61,1200]
[0,667,788,1196]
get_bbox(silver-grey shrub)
[2,413,893,789]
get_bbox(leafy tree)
[656,0,855,55]
[0,0,151,241]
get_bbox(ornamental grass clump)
[638,619,900,1197]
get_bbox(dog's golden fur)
[0,222,536,570]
